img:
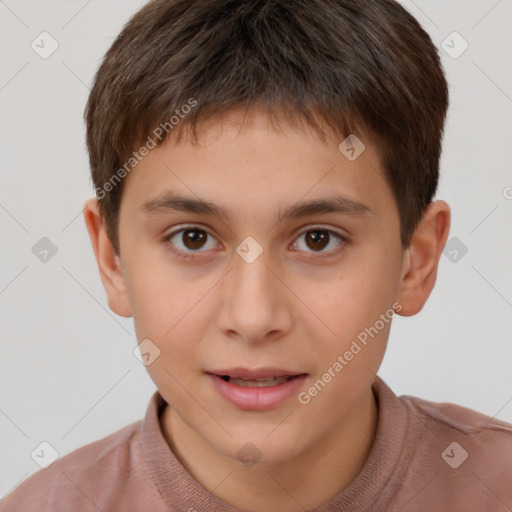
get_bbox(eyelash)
[163,225,348,261]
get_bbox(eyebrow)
[140,192,373,221]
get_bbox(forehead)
[121,108,396,224]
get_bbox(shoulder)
[401,392,512,441]
[0,419,143,512]
[399,392,512,506]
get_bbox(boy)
[2,0,511,510]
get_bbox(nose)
[216,241,293,344]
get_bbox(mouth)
[206,368,308,410]
[208,367,307,385]
[217,374,302,387]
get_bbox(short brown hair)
[84,0,449,255]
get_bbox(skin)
[83,107,450,512]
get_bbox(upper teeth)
[228,376,293,387]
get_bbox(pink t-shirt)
[2,376,511,511]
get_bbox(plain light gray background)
[1,0,511,498]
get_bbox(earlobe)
[396,200,451,316]
[83,198,133,318]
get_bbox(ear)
[396,200,451,316]
[83,198,132,318]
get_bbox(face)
[114,108,407,465]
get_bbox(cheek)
[325,270,395,322]
[124,270,171,339]
[123,256,214,371]
[301,251,399,363]
[122,245,191,334]
[343,242,401,312]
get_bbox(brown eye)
[294,228,345,255]
[304,230,330,251]
[181,229,207,250]
[166,228,219,255]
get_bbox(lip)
[208,367,305,379]
[206,368,308,411]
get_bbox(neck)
[161,387,378,512]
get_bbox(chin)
[210,427,309,468]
